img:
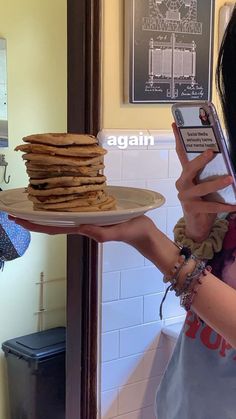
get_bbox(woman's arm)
[148,225,236,349]
[173,122,236,241]
[11,214,236,348]
[76,218,236,348]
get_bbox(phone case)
[172,101,236,205]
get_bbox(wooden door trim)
[67,1,102,418]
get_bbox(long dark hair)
[216,5,236,169]
[211,247,235,280]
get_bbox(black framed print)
[124,0,215,104]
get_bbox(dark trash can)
[2,327,65,419]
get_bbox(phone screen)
[180,126,220,153]
[177,105,219,149]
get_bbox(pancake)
[27,170,99,179]
[25,161,104,173]
[16,143,107,158]
[28,190,107,204]
[29,175,106,189]
[27,183,107,196]
[34,196,116,212]
[23,133,98,146]
[22,153,104,167]
[31,194,110,209]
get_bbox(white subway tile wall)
[102,331,120,362]
[102,272,121,302]
[100,130,185,419]
[103,242,145,273]
[122,150,169,180]
[119,322,162,358]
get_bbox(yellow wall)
[0,1,67,417]
[102,0,227,129]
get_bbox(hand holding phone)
[172,101,236,206]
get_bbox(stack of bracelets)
[159,243,212,320]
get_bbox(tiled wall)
[99,130,186,419]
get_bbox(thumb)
[78,224,121,243]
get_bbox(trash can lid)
[2,327,66,361]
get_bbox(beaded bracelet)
[180,265,212,311]
[163,255,187,284]
[174,260,206,297]
[163,244,195,283]
[159,245,211,320]
[160,245,195,320]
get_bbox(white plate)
[0,186,165,227]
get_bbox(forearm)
[191,273,236,347]
[149,228,236,348]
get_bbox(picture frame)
[124,0,215,104]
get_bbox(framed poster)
[124,0,215,103]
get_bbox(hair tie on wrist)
[179,245,192,260]
[173,217,229,260]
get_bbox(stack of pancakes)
[15,133,116,212]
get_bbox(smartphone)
[172,101,236,205]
